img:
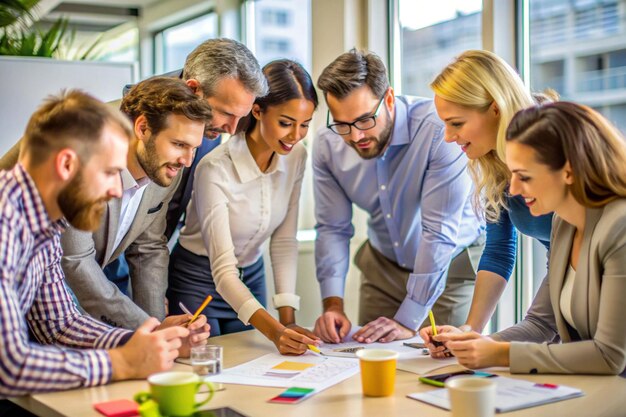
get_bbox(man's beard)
[349,119,393,160]
[137,137,181,187]
[58,171,109,231]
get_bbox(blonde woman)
[422,102,626,375]
[428,50,554,339]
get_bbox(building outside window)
[261,9,290,26]
[529,0,626,134]
[245,0,311,71]
[397,0,482,97]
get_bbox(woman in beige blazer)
[421,102,626,375]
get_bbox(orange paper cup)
[356,349,399,397]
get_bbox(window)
[261,9,290,26]
[523,0,626,318]
[245,0,311,71]
[395,0,482,97]
[155,13,218,74]
[529,0,626,136]
[261,38,291,54]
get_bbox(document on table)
[204,352,359,390]
[319,327,458,374]
[408,375,584,413]
[319,327,425,359]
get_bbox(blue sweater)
[477,194,552,280]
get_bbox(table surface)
[11,330,626,417]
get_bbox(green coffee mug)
[134,371,214,417]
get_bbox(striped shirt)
[0,164,132,398]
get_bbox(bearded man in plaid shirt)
[0,90,204,416]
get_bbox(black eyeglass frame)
[326,94,386,135]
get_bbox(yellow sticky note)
[272,361,316,371]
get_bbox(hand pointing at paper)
[352,317,415,343]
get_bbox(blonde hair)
[431,50,535,222]
[507,102,626,207]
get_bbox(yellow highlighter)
[307,344,322,355]
[428,310,438,336]
[428,310,444,347]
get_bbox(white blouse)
[178,133,306,324]
[560,265,576,329]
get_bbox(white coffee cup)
[445,376,496,417]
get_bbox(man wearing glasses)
[312,49,484,344]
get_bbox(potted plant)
[0,0,101,59]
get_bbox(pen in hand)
[181,295,213,327]
[428,310,444,348]
[428,310,453,357]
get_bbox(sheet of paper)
[178,327,455,375]
[316,326,458,374]
[408,375,584,413]
[319,326,456,367]
[204,352,359,390]
[319,327,426,359]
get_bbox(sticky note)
[280,387,315,397]
[272,361,316,371]
[268,387,316,404]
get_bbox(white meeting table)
[10,330,626,417]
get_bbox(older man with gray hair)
[0,39,267,331]
[105,38,269,316]
[93,38,269,325]
[163,38,269,240]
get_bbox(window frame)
[152,8,217,75]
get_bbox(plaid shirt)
[0,164,132,397]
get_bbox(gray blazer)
[61,172,181,330]
[0,138,180,330]
[494,199,626,375]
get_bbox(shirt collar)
[229,133,284,183]
[14,164,65,235]
[120,168,151,192]
[388,97,410,147]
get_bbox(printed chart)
[205,353,359,390]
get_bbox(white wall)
[0,56,135,156]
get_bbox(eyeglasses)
[327,95,386,135]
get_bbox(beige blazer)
[494,198,626,375]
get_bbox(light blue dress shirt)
[313,96,484,330]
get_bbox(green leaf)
[0,2,102,60]
[18,31,37,55]
[77,32,104,60]
[37,17,68,57]
[0,0,40,28]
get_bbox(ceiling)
[35,0,164,32]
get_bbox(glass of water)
[191,344,223,376]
